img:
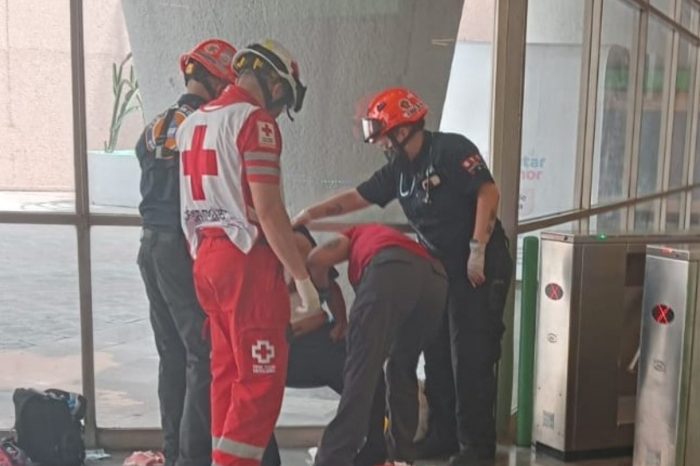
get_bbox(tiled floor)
[93,446,632,466]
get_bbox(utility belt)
[142,226,184,240]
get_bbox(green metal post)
[516,236,539,446]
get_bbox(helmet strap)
[252,69,290,114]
[186,61,219,100]
[388,124,421,160]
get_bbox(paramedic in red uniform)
[176,40,320,466]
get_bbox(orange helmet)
[180,39,238,84]
[361,87,428,143]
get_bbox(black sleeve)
[134,131,148,168]
[441,136,495,197]
[356,162,397,208]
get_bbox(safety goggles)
[361,118,384,143]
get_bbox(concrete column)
[121,0,464,222]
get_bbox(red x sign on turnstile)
[652,304,675,324]
[545,283,564,301]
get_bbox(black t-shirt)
[136,93,206,230]
[356,131,503,272]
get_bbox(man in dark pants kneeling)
[309,224,447,466]
[262,226,387,466]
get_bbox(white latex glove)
[467,240,486,287]
[292,209,313,228]
[294,277,321,314]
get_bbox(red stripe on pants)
[193,233,290,466]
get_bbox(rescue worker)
[308,223,447,466]
[262,227,387,466]
[135,38,237,466]
[294,88,513,466]
[176,40,320,466]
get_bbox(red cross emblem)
[257,121,277,148]
[261,123,273,137]
[182,125,218,201]
[252,340,275,364]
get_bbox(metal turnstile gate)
[533,233,700,460]
[634,245,700,466]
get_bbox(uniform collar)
[409,131,433,168]
[177,93,207,108]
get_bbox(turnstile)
[634,245,700,466]
[533,233,700,460]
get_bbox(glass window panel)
[520,0,585,220]
[591,0,639,207]
[84,1,142,215]
[589,207,628,235]
[693,82,700,185]
[690,188,700,228]
[0,225,80,428]
[664,193,684,231]
[668,39,695,189]
[0,1,75,212]
[634,199,662,232]
[637,18,672,197]
[651,0,674,17]
[91,226,155,427]
[681,0,700,33]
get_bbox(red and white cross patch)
[257,121,277,148]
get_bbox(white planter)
[88,150,141,208]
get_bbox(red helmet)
[361,87,428,143]
[180,39,238,84]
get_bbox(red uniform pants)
[193,229,290,466]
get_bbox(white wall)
[440,42,493,161]
[121,0,464,223]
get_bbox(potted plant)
[88,52,144,209]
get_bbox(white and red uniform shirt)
[176,86,283,257]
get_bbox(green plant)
[104,52,144,152]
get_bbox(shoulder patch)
[461,153,486,175]
[257,120,277,148]
[145,105,191,153]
